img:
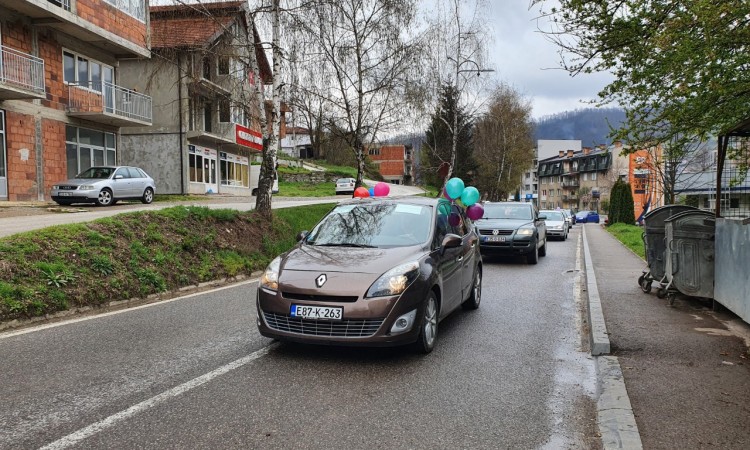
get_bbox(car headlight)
[78,185,96,191]
[260,256,282,292]
[52,185,59,190]
[366,261,420,298]
[516,227,535,236]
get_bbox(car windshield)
[482,204,532,220]
[337,178,353,184]
[542,211,564,221]
[76,167,113,179]
[305,202,432,247]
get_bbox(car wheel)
[96,189,113,206]
[252,188,258,196]
[539,238,547,257]
[527,242,539,264]
[141,187,154,204]
[462,268,482,310]
[414,291,438,354]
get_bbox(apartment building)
[118,1,281,196]
[537,142,629,211]
[368,144,413,185]
[0,0,152,201]
[519,140,582,204]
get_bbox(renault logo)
[492,229,499,235]
[315,274,327,288]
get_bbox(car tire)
[96,189,114,206]
[527,242,539,264]
[414,291,438,354]
[251,188,258,196]
[539,238,547,257]
[141,187,154,204]
[462,268,482,310]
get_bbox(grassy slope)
[605,223,646,259]
[0,204,334,323]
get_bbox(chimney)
[567,150,574,158]
[559,150,565,157]
[583,147,591,155]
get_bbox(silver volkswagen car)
[51,166,156,206]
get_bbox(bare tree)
[287,0,423,188]
[473,83,534,201]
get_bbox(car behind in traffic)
[473,201,547,264]
[334,178,356,195]
[256,196,482,353]
[51,166,156,207]
[540,210,569,240]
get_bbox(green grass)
[606,223,646,260]
[278,181,337,197]
[0,204,333,323]
[310,161,358,178]
[153,194,211,203]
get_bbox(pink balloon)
[374,182,390,197]
[448,213,460,227]
[466,204,484,221]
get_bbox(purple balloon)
[448,213,461,227]
[466,204,484,221]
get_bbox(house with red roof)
[368,144,414,185]
[118,1,281,195]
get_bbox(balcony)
[186,122,236,146]
[67,81,152,127]
[0,0,149,58]
[562,180,580,188]
[0,45,46,100]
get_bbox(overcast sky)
[484,2,614,119]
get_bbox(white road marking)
[0,279,257,340]
[39,344,275,449]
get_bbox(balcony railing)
[47,0,72,11]
[103,0,146,22]
[562,180,580,187]
[0,44,46,97]
[67,81,152,125]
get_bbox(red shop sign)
[235,124,263,151]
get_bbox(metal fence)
[717,124,750,219]
[67,81,152,123]
[0,45,46,94]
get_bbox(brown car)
[256,196,482,353]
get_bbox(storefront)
[188,144,218,194]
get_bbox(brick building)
[118,1,282,196]
[0,0,152,201]
[368,144,413,185]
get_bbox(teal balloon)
[461,186,480,207]
[445,178,465,200]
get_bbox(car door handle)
[457,256,464,262]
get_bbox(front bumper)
[477,234,535,255]
[256,287,426,347]
[547,228,565,237]
[51,189,98,203]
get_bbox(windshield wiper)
[316,242,376,248]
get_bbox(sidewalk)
[583,223,750,449]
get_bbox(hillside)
[533,107,626,146]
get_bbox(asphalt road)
[0,225,601,449]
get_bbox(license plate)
[291,305,343,320]
[485,236,506,242]
[59,192,73,197]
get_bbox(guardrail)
[0,44,45,94]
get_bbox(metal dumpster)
[638,204,698,295]
[663,210,716,304]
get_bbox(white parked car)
[51,166,156,207]
[335,177,356,195]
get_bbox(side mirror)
[296,230,309,242]
[114,175,124,180]
[440,233,462,255]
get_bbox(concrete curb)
[582,225,611,355]
[597,356,643,449]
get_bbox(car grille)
[282,292,359,303]
[478,229,513,236]
[59,185,78,190]
[263,312,384,337]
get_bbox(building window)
[65,126,116,178]
[220,152,249,187]
[102,0,146,22]
[368,148,381,156]
[203,102,213,132]
[583,173,588,181]
[219,99,231,123]
[63,50,112,92]
[591,172,597,181]
[525,184,530,191]
[218,55,230,75]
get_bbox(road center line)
[40,344,275,450]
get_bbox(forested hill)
[534,108,626,146]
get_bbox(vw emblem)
[315,274,327,288]
[492,229,499,235]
